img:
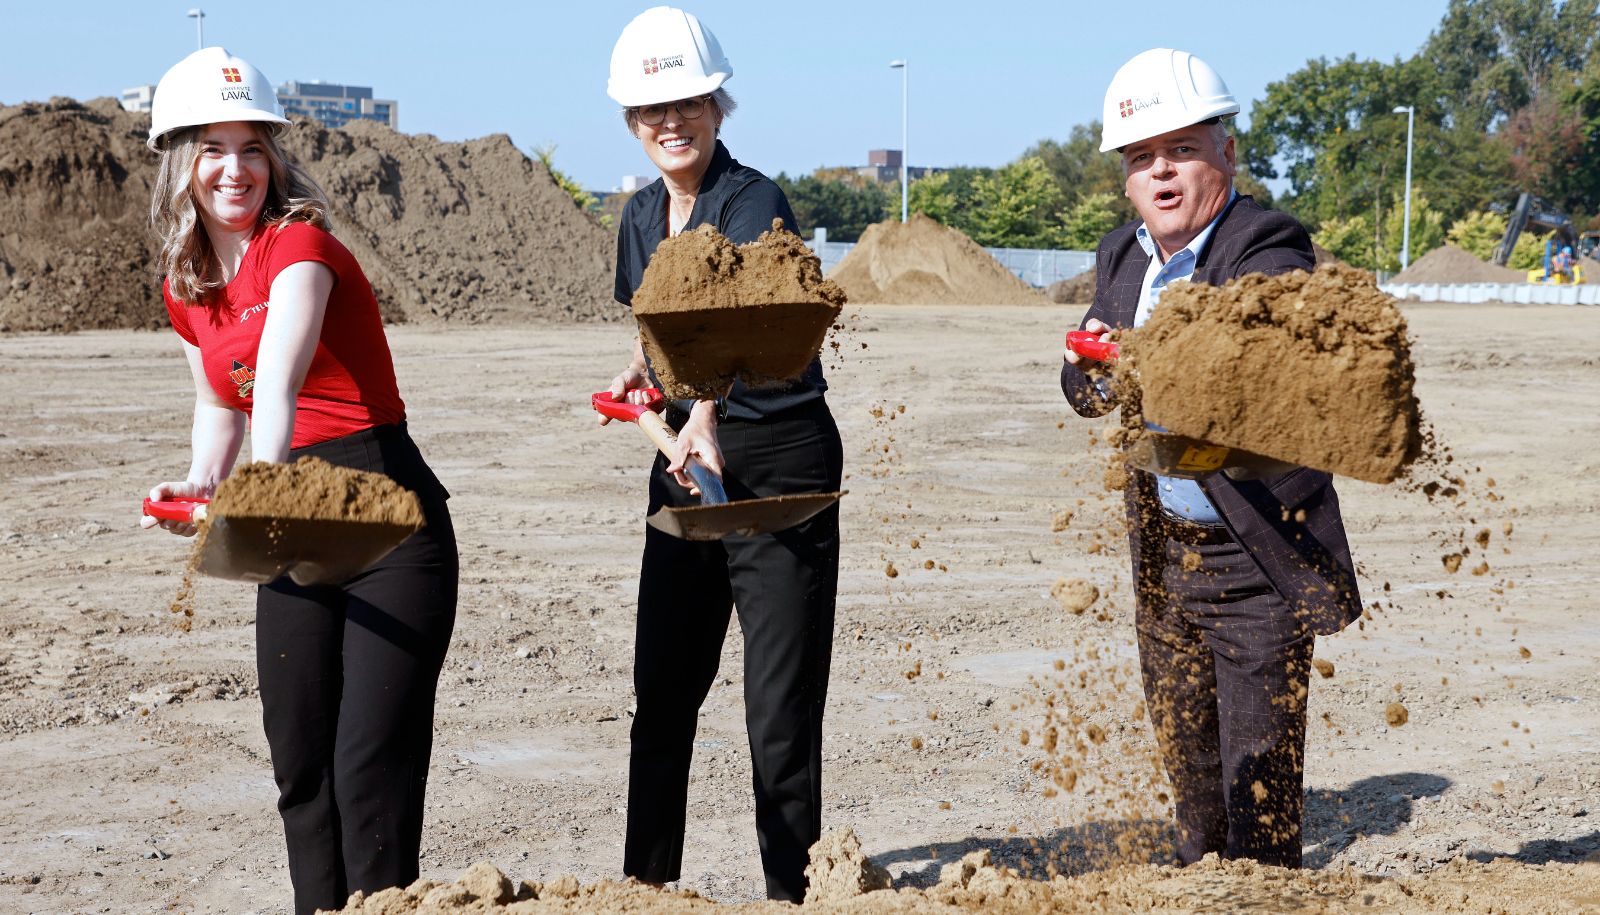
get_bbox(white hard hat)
[606,6,732,108]
[1099,48,1239,153]
[148,47,291,151]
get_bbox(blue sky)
[3,1,1449,192]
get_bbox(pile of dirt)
[831,215,1047,306]
[632,221,845,399]
[320,847,1600,913]
[1390,244,1524,284]
[0,97,616,333]
[210,457,422,526]
[1046,269,1096,304]
[1123,264,1423,484]
[1311,241,1347,269]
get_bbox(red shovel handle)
[1066,330,1120,363]
[592,388,665,423]
[143,497,209,523]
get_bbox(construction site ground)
[1,301,1597,912]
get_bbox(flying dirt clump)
[1051,578,1100,615]
[831,214,1047,305]
[631,220,845,399]
[1120,264,1423,484]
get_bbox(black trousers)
[255,424,458,915]
[624,400,842,902]
[1135,521,1313,868]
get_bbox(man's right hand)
[1064,318,1115,368]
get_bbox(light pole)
[186,9,206,50]
[1393,105,1415,271]
[889,59,908,222]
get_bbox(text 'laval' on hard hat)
[148,47,290,151]
[607,6,732,108]
[1100,48,1239,153]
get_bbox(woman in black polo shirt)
[597,6,843,903]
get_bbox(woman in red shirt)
[138,48,457,915]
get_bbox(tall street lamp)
[1393,105,1415,271]
[889,59,908,223]
[186,9,206,50]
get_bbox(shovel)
[592,389,843,540]
[142,497,422,586]
[1065,331,1296,481]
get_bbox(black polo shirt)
[614,140,828,422]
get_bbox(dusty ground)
[1,302,1597,913]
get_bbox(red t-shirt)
[164,221,405,448]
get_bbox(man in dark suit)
[1060,49,1362,868]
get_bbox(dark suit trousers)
[624,401,842,902]
[1136,526,1312,868]
[256,425,458,915]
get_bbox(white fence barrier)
[1380,283,1600,305]
[806,228,1093,288]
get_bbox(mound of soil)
[1047,269,1096,304]
[210,457,422,527]
[1311,242,1346,269]
[831,214,1047,305]
[320,846,1600,913]
[0,97,615,333]
[632,221,844,398]
[1390,245,1524,284]
[1124,265,1422,484]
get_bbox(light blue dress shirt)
[1132,192,1238,525]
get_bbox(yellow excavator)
[1492,194,1587,285]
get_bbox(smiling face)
[191,121,270,237]
[636,96,720,188]
[1122,121,1236,260]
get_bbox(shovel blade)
[197,515,422,586]
[636,300,841,400]
[647,491,844,541]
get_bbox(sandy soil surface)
[1,302,1597,913]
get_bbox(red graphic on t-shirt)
[228,360,255,399]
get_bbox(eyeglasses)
[633,96,709,127]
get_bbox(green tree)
[533,144,607,226]
[1446,210,1509,259]
[1509,230,1552,270]
[1422,0,1598,133]
[1380,192,1447,271]
[771,173,891,242]
[908,172,957,225]
[1056,193,1122,250]
[1313,214,1378,270]
[1023,122,1134,225]
[968,157,1063,247]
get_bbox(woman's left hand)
[665,400,724,496]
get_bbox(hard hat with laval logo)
[1099,48,1239,153]
[607,6,732,108]
[148,47,291,151]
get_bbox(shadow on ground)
[875,818,1178,888]
[1303,771,1452,868]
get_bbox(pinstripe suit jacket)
[1060,195,1362,636]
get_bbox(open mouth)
[1153,188,1182,210]
[660,137,693,151]
[214,185,252,199]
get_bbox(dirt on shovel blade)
[1119,264,1423,484]
[630,220,846,400]
[197,456,424,584]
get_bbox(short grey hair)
[623,88,737,137]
